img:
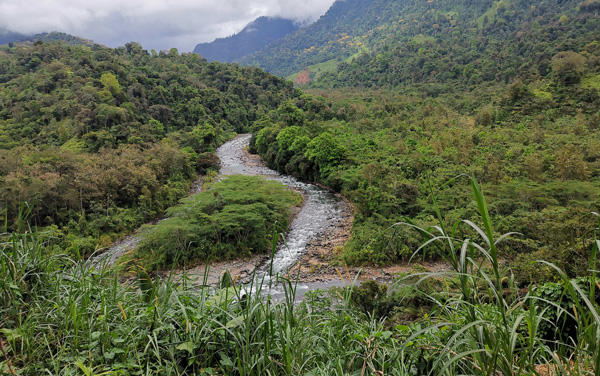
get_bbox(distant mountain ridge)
[0,30,94,46]
[193,17,300,63]
[238,0,417,77]
[0,28,28,45]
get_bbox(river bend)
[93,134,347,283]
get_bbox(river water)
[216,134,345,280]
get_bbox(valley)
[1,0,600,374]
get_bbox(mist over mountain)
[238,0,409,76]
[0,0,336,51]
[0,28,28,45]
[193,17,300,63]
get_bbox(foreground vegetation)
[1,180,599,375]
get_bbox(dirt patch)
[172,254,268,286]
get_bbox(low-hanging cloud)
[0,0,336,51]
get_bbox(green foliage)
[241,0,600,94]
[195,152,220,174]
[304,132,347,176]
[135,175,302,270]
[533,277,600,342]
[393,176,600,376]
[552,51,588,84]
[349,280,401,318]
[252,81,600,270]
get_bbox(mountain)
[193,16,300,63]
[28,31,95,46]
[238,0,422,77]
[239,0,600,88]
[0,28,28,45]
[309,0,600,90]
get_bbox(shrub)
[135,175,302,270]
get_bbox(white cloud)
[0,0,336,51]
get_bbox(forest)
[252,75,600,284]
[242,0,600,285]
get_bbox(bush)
[551,51,587,84]
[195,152,221,174]
[135,175,302,270]
[533,277,600,342]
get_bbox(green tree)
[304,132,347,175]
[551,51,587,84]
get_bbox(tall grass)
[0,228,403,375]
[1,178,599,375]
[400,175,600,375]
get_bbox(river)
[216,134,347,279]
[92,134,354,296]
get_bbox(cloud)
[0,0,336,51]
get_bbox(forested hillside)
[193,17,299,63]
[239,0,411,77]
[311,0,600,90]
[240,0,600,87]
[0,41,304,256]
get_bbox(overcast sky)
[0,0,336,51]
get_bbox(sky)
[0,0,336,52]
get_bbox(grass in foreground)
[1,177,599,375]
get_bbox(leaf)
[138,271,154,304]
[176,342,195,354]
[0,329,21,341]
[205,287,238,307]
[219,352,234,367]
[74,360,93,376]
[226,315,244,329]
